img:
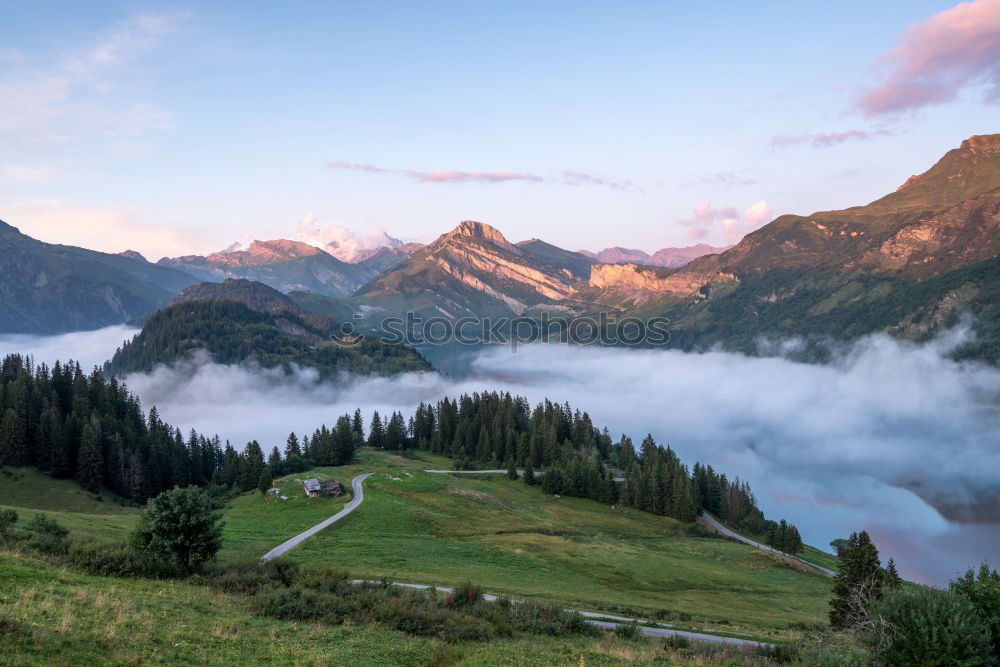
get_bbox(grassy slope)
[221,449,832,639]
[0,468,139,542]
[1,550,684,666]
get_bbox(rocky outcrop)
[589,263,734,296]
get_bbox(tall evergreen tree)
[0,407,26,465]
[369,411,385,449]
[284,432,302,459]
[76,422,103,493]
[830,530,884,629]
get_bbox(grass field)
[1,451,837,644]
[3,549,718,666]
[219,449,834,640]
[0,468,139,542]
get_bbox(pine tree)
[506,459,518,480]
[369,411,384,449]
[284,432,301,459]
[238,441,266,491]
[76,422,103,493]
[258,467,273,494]
[0,408,26,465]
[523,461,536,485]
[830,530,884,629]
[885,558,903,589]
[352,409,364,440]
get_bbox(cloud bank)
[293,213,406,262]
[860,0,1000,115]
[2,326,998,585]
[679,200,773,243]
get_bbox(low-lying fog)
[3,325,998,586]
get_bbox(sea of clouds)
[2,325,997,586]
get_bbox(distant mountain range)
[580,243,730,267]
[4,134,999,364]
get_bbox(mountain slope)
[587,134,1000,360]
[158,240,377,297]
[0,220,197,334]
[105,279,430,377]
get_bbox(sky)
[1,1,998,259]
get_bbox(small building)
[303,477,343,498]
[303,478,322,498]
[319,479,343,496]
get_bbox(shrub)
[452,581,481,607]
[0,508,16,537]
[68,540,180,578]
[210,559,300,594]
[868,586,993,666]
[614,621,642,640]
[951,562,1000,657]
[792,632,872,667]
[25,514,68,538]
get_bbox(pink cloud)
[771,129,891,148]
[678,200,772,243]
[328,161,634,190]
[860,0,1000,115]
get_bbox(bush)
[614,621,642,640]
[26,514,68,538]
[452,581,481,607]
[209,559,299,594]
[792,632,872,667]
[951,562,1000,657]
[0,508,16,537]
[663,634,690,649]
[68,540,180,578]
[868,586,993,666]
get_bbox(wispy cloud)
[771,129,892,149]
[328,161,637,191]
[860,0,1000,115]
[678,200,772,243]
[0,11,186,174]
[680,169,759,189]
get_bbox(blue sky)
[1,1,997,259]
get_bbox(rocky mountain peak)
[446,220,510,245]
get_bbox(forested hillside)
[105,284,431,377]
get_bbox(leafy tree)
[830,530,883,630]
[131,486,223,572]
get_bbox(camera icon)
[330,314,366,348]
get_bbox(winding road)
[260,472,372,562]
[258,469,778,647]
[699,512,836,577]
